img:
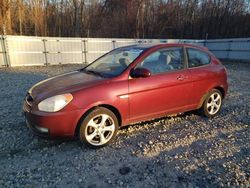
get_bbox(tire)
[78,107,118,148]
[199,89,223,118]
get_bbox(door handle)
[177,75,185,81]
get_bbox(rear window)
[187,48,211,68]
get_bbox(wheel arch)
[98,104,122,127]
[74,104,122,137]
[214,86,225,98]
[198,86,225,109]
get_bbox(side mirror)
[130,67,151,78]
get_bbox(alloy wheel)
[85,114,115,146]
[206,92,222,115]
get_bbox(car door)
[128,47,193,122]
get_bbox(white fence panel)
[205,39,250,59]
[115,39,138,48]
[47,53,62,65]
[45,38,84,64]
[0,54,4,66]
[12,53,46,66]
[229,40,250,60]
[60,53,83,64]
[211,51,228,59]
[7,36,45,66]
[7,36,44,51]
[1,36,249,67]
[86,39,114,63]
[205,42,229,51]
[229,51,250,60]
[46,39,61,52]
[230,41,250,50]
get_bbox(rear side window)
[136,47,184,75]
[187,48,210,68]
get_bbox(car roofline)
[123,43,208,51]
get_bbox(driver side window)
[136,47,184,75]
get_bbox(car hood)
[29,71,106,102]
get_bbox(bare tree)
[0,0,12,34]
[0,0,249,38]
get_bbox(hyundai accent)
[23,43,228,148]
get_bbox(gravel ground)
[0,62,249,188]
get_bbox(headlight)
[38,93,73,112]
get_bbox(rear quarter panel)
[189,57,228,108]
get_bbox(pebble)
[0,63,249,187]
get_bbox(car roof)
[121,43,208,51]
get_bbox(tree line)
[1,0,250,39]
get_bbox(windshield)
[83,47,145,78]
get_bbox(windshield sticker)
[127,49,143,54]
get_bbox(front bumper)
[23,104,84,138]
[26,119,49,137]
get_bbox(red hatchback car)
[23,43,228,148]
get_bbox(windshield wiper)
[83,69,104,77]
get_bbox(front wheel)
[199,89,223,118]
[79,107,118,148]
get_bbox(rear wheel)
[199,89,222,118]
[79,107,118,148]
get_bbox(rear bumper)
[23,108,84,138]
[223,81,229,98]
